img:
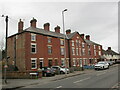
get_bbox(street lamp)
[62,9,67,75]
[2,15,8,84]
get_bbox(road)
[19,65,119,89]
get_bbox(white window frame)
[98,51,101,55]
[76,48,79,55]
[76,40,79,47]
[79,48,82,56]
[94,45,96,50]
[48,45,52,54]
[72,40,74,46]
[61,58,65,66]
[72,47,75,55]
[80,58,83,67]
[47,37,52,43]
[60,39,64,45]
[40,58,44,68]
[60,47,64,55]
[31,33,36,41]
[82,42,85,48]
[31,43,37,54]
[94,50,96,56]
[31,58,37,69]
[82,48,85,56]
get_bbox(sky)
[0,0,119,53]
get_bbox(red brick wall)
[7,33,26,71]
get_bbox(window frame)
[72,47,75,55]
[72,40,74,46]
[47,37,52,43]
[60,47,64,55]
[31,33,36,41]
[31,58,37,69]
[48,45,52,54]
[31,43,37,54]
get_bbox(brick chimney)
[86,35,90,40]
[44,23,50,31]
[108,47,111,50]
[66,29,71,34]
[55,25,60,33]
[80,34,84,39]
[18,19,24,33]
[30,17,37,28]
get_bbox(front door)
[48,60,52,67]
[40,59,43,69]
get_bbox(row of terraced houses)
[7,18,111,71]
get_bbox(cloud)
[0,2,118,52]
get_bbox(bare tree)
[0,34,5,51]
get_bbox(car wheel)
[60,71,64,74]
[103,66,104,70]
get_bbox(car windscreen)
[98,62,105,64]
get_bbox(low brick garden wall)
[2,70,42,79]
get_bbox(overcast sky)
[0,0,119,53]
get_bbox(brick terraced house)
[7,18,103,71]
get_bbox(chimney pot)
[80,34,84,39]
[86,35,90,40]
[18,19,24,33]
[30,17,37,28]
[55,25,60,33]
[44,23,50,31]
[108,47,111,50]
[66,29,71,34]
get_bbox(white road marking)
[73,77,91,83]
[96,72,106,76]
[56,86,62,88]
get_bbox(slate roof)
[84,39,101,46]
[24,27,66,39]
[102,49,119,55]
[66,31,78,39]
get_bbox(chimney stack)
[55,25,60,33]
[86,35,90,40]
[80,34,84,39]
[66,29,71,34]
[18,19,24,33]
[30,17,37,28]
[44,23,50,31]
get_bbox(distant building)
[7,18,103,71]
[102,47,120,62]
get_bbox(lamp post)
[62,9,67,75]
[2,15,8,84]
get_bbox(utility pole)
[62,9,67,76]
[2,15,8,84]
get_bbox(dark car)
[42,67,55,77]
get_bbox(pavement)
[1,64,119,89]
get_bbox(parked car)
[51,66,70,74]
[42,67,55,77]
[94,61,109,70]
[105,61,113,66]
